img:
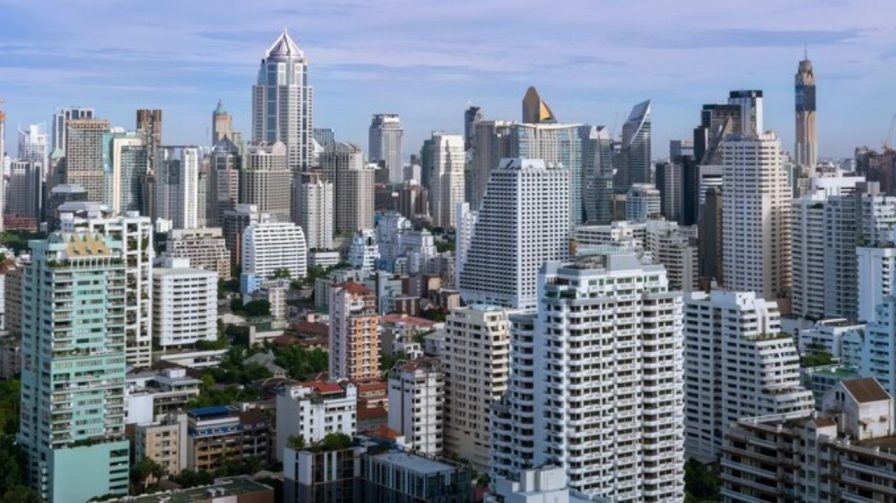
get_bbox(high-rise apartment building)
[459,158,569,310]
[252,30,313,170]
[275,381,357,461]
[369,114,403,184]
[443,305,510,471]
[655,161,682,222]
[721,132,792,305]
[157,146,200,229]
[104,131,148,214]
[293,171,334,250]
[223,203,263,268]
[208,137,241,227]
[241,141,291,222]
[5,160,42,220]
[242,220,308,280]
[453,202,477,285]
[683,290,814,462]
[212,99,233,144]
[64,118,110,202]
[51,106,94,154]
[617,100,652,189]
[423,132,465,228]
[329,282,380,381]
[347,229,379,273]
[388,358,445,455]
[152,258,217,348]
[319,142,374,234]
[491,253,685,501]
[60,210,154,367]
[795,54,817,171]
[19,233,130,502]
[166,227,231,279]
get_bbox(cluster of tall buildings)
[9,26,896,503]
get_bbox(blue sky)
[1,0,894,159]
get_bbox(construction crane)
[883,113,896,150]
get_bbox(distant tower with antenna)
[795,48,817,171]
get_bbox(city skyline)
[2,0,895,159]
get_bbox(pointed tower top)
[213,99,227,116]
[266,29,304,60]
[521,86,557,124]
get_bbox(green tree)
[316,433,353,452]
[2,485,40,503]
[684,459,720,502]
[273,346,329,380]
[132,457,166,492]
[244,300,271,317]
[287,435,306,450]
[271,267,292,279]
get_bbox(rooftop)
[371,451,458,475]
[188,405,238,419]
[843,377,891,404]
[114,476,272,503]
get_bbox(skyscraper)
[463,105,482,151]
[521,86,555,124]
[51,106,94,153]
[212,99,233,144]
[421,132,464,228]
[136,109,162,218]
[617,99,652,189]
[459,158,569,310]
[19,232,130,502]
[580,124,614,224]
[64,118,110,202]
[491,253,685,501]
[157,146,200,229]
[241,141,291,222]
[207,137,241,227]
[795,53,817,171]
[5,160,42,220]
[293,171,334,250]
[368,114,403,184]
[252,30,313,170]
[17,124,48,168]
[727,90,764,135]
[104,131,148,214]
[319,142,375,233]
[721,132,792,304]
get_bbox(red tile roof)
[338,281,371,295]
[381,314,435,328]
[357,406,388,421]
[303,380,344,395]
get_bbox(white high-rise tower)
[252,30,313,170]
[368,114,403,183]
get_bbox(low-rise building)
[107,476,274,503]
[388,358,444,455]
[721,378,896,502]
[125,367,202,423]
[135,413,188,476]
[275,381,358,461]
[186,406,271,471]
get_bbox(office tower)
[104,131,148,214]
[625,183,661,222]
[397,181,428,220]
[521,86,556,124]
[616,100,652,189]
[312,127,335,148]
[5,160,42,220]
[252,30,313,170]
[388,358,445,455]
[655,161,682,222]
[697,187,722,286]
[157,146,199,229]
[275,381,357,461]
[212,99,233,144]
[795,54,817,171]
[727,90,764,135]
[721,378,896,502]
[241,141,291,222]
[166,227,231,279]
[208,137,241,227]
[368,114,403,184]
[491,253,685,501]
[347,229,379,273]
[443,305,510,471]
[580,125,615,223]
[17,124,49,170]
[329,282,380,381]
[721,132,791,304]
[223,203,263,267]
[855,147,896,195]
[51,106,94,153]
[464,105,482,150]
[60,210,154,367]
[152,257,217,348]
[319,142,374,233]
[422,132,464,228]
[459,158,569,309]
[136,109,162,216]
[242,220,307,280]
[19,232,130,502]
[683,291,813,462]
[293,171,334,250]
[64,118,110,202]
